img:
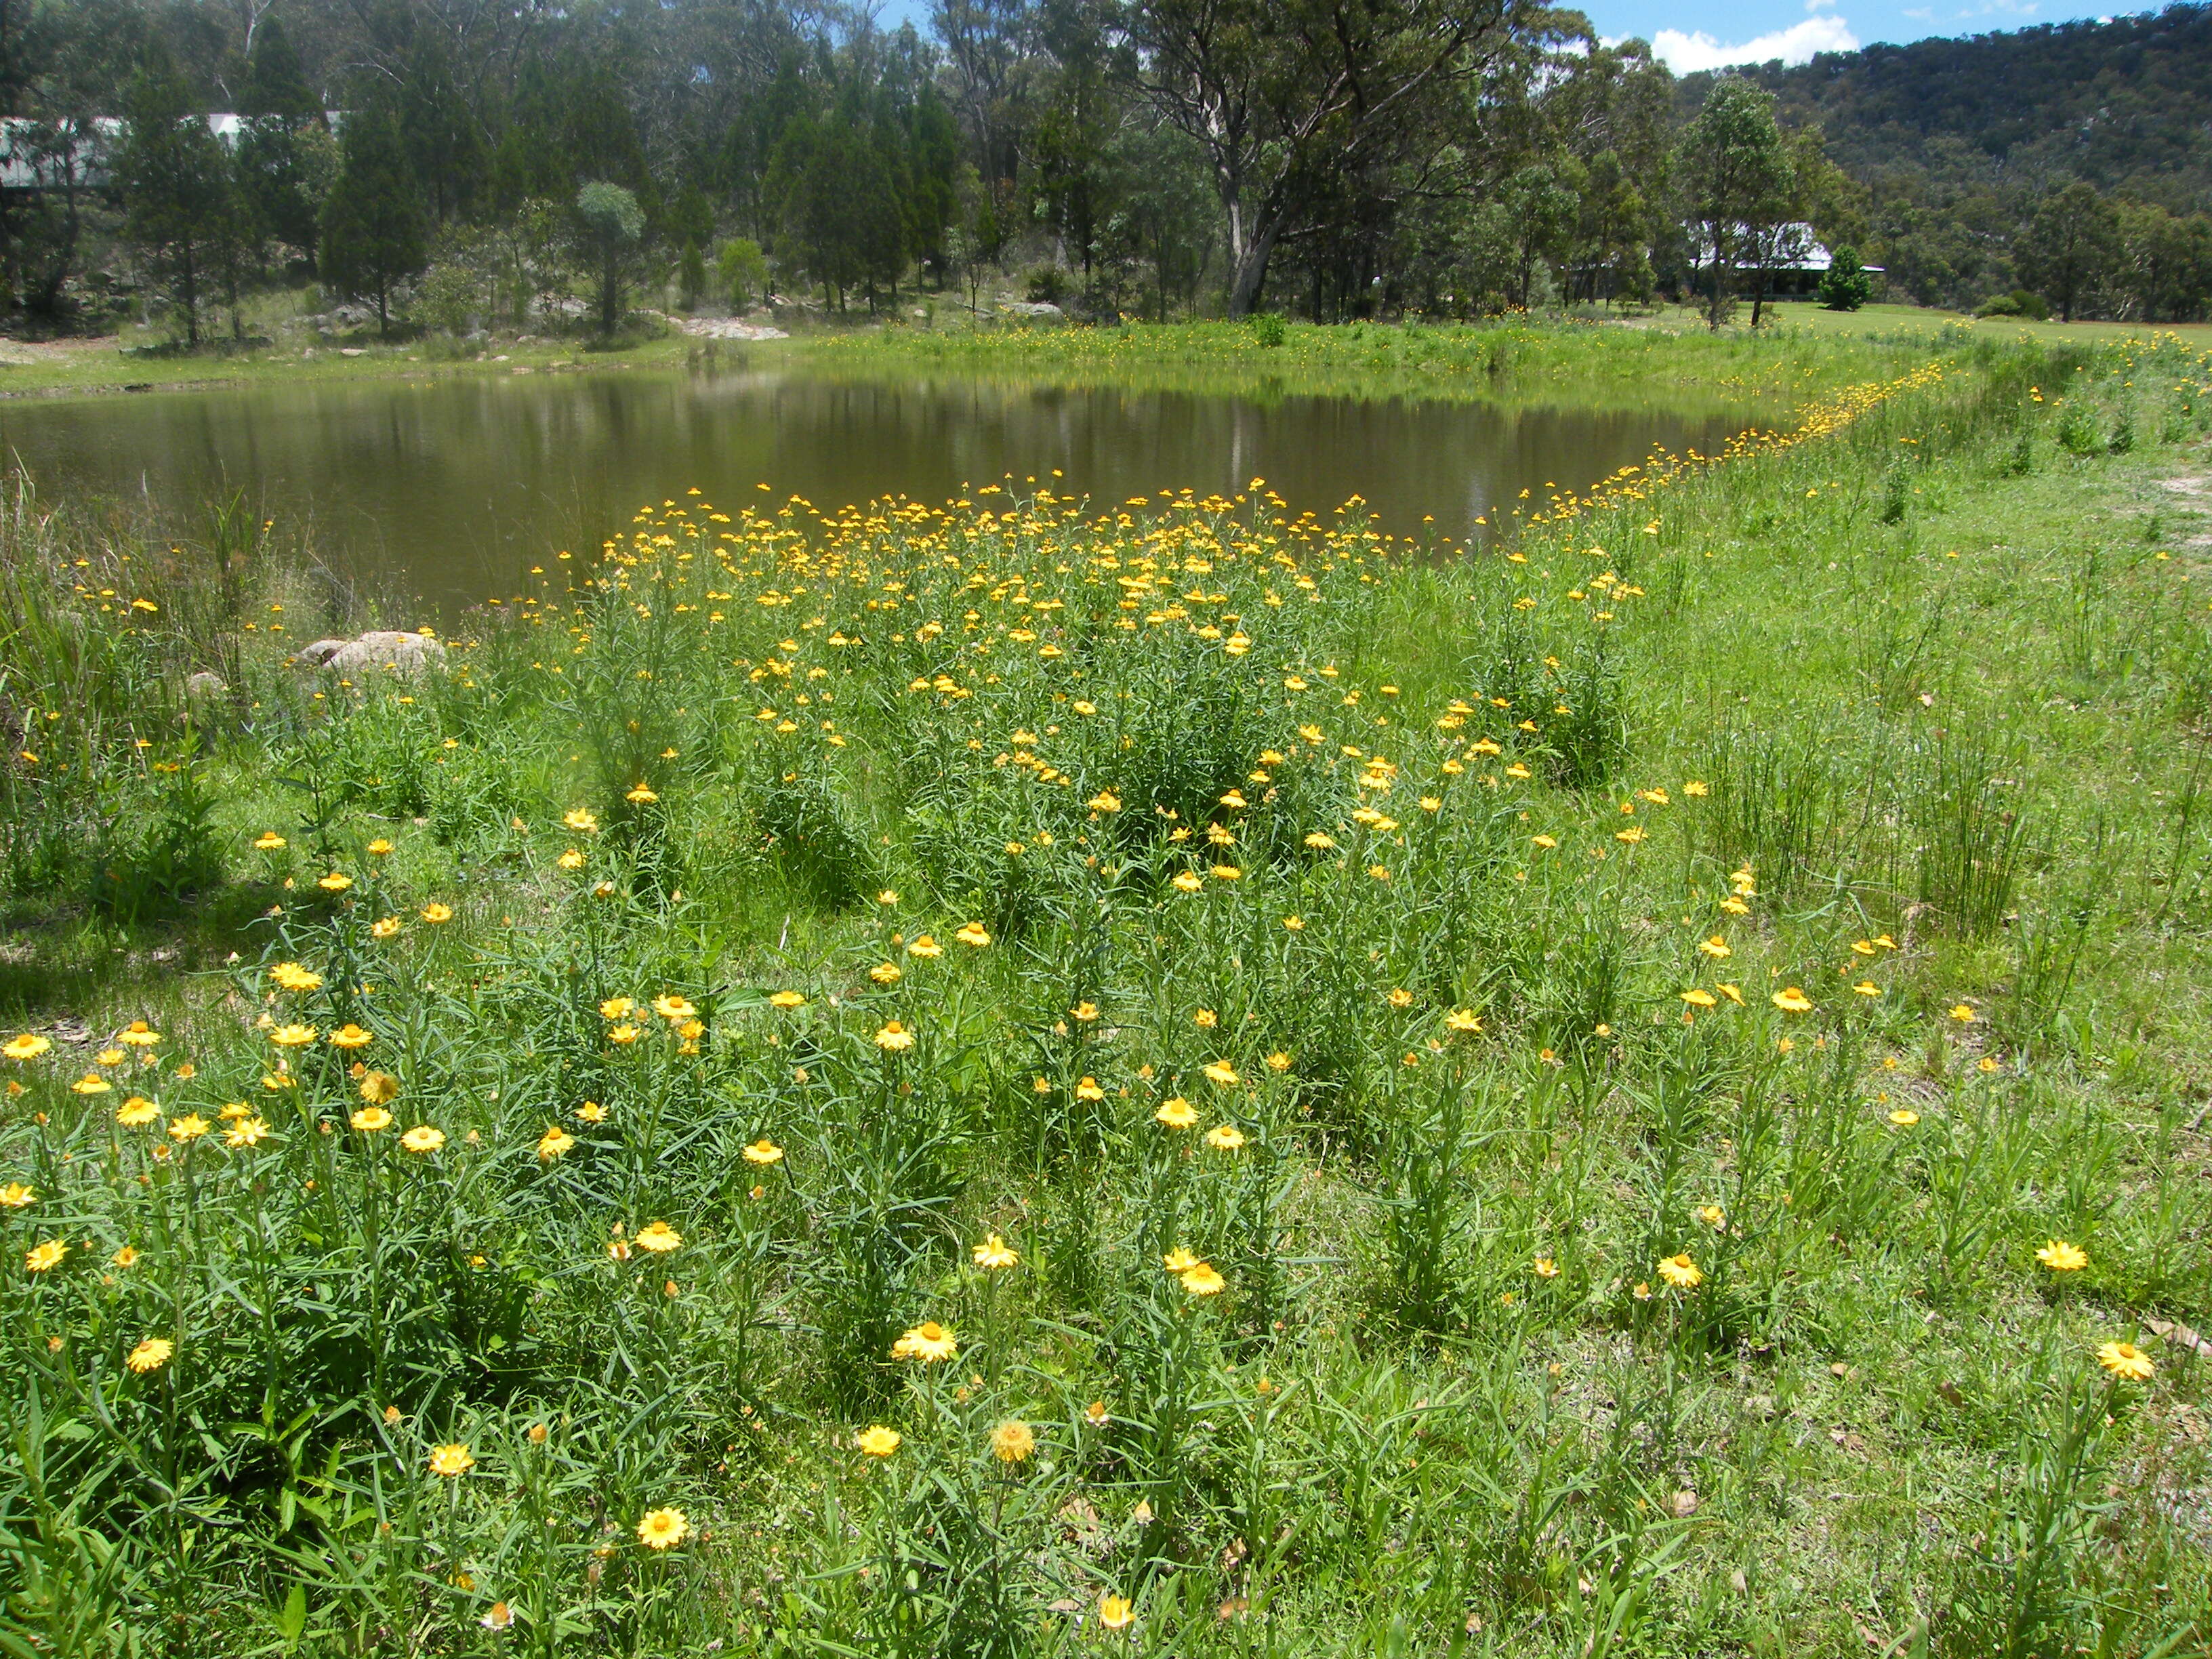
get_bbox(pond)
[0,359,1765,615]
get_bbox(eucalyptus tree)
[1124,0,1537,316]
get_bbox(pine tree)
[321,97,428,335]
[236,17,327,264]
[118,45,232,346]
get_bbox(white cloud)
[1652,16,1859,72]
[1804,0,1837,12]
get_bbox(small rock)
[184,670,227,701]
[340,347,365,357]
[298,631,447,679]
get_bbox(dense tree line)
[0,0,2205,340]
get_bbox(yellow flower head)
[1887,1109,1920,1126]
[400,1125,445,1154]
[167,1114,209,1143]
[1088,791,1122,813]
[955,922,991,948]
[350,1107,393,1133]
[634,1221,682,1253]
[538,1126,575,1160]
[24,1237,67,1273]
[1205,1124,1246,1151]
[224,1117,272,1148]
[72,1074,113,1095]
[419,903,453,924]
[1074,1076,1105,1101]
[907,934,942,958]
[1162,1247,1200,1273]
[253,832,287,851]
[428,1443,475,1477]
[359,1071,399,1105]
[1949,1003,1978,1023]
[1099,1594,1134,1631]
[1201,1061,1238,1088]
[2097,1340,2154,1382]
[869,962,901,985]
[269,962,322,993]
[117,1096,161,1128]
[990,1418,1036,1463]
[317,872,352,893]
[768,991,806,1010]
[890,1321,958,1362]
[1770,988,1813,1014]
[1155,1097,1197,1129]
[1445,1008,1483,1031]
[3,1033,50,1061]
[625,784,659,804]
[874,1021,916,1052]
[1656,1252,1702,1289]
[328,1024,373,1050]
[1181,1263,1227,1296]
[652,994,697,1023]
[0,1182,33,1208]
[370,916,402,939]
[743,1138,784,1165]
[558,848,586,870]
[366,838,394,856]
[1534,1257,1561,1279]
[127,1336,173,1374]
[565,808,600,834]
[269,1023,318,1048]
[2036,1239,2088,1273]
[972,1233,1019,1269]
[118,1021,160,1048]
[856,1425,902,1457]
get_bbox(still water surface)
[0,364,1761,613]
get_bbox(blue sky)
[1561,2,2121,70]
[876,2,2131,73]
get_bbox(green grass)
[3,325,2212,1656]
[0,327,714,398]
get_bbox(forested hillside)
[1689,3,2212,310]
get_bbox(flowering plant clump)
[3,329,2209,1654]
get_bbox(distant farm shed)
[1689,222,1882,300]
